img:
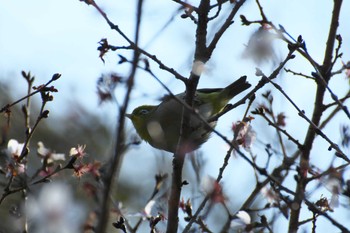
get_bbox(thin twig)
[207,0,247,56]
[288,0,344,231]
[252,108,304,150]
[0,74,60,113]
[93,0,143,232]
[265,77,348,162]
[284,68,314,80]
[109,44,188,83]
[87,0,188,83]
[172,0,198,11]
[183,145,235,233]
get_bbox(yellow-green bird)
[126,76,251,153]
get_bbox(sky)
[1,0,350,232]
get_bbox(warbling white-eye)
[126,76,251,153]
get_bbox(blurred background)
[1,0,350,232]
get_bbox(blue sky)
[1,0,350,232]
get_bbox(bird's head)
[126,105,156,119]
[126,105,157,141]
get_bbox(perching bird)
[126,76,251,153]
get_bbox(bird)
[126,76,251,153]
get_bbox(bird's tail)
[221,75,251,100]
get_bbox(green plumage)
[126,76,251,153]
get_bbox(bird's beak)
[125,113,132,119]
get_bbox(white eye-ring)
[139,109,149,115]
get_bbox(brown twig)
[183,144,235,233]
[252,108,304,150]
[0,73,60,113]
[167,1,212,231]
[91,0,143,232]
[0,73,61,206]
[284,68,314,80]
[264,76,348,162]
[109,44,188,83]
[288,0,344,231]
[86,0,188,83]
[207,0,247,56]
[172,0,198,11]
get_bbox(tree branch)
[96,0,143,232]
[288,1,344,231]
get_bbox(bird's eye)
[139,109,149,115]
